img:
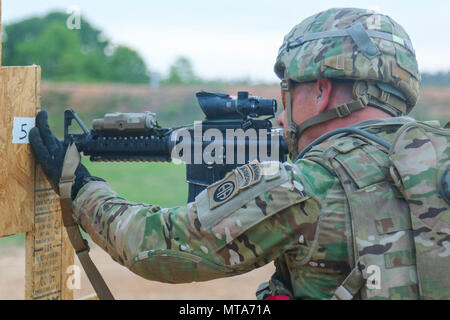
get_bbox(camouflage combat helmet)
[275,8,420,159]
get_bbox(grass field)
[83,160,188,206]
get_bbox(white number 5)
[12,117,35,144]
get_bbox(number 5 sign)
[12,117,35,144]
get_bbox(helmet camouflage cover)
[275,7,420,114]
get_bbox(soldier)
[29,8,448,300]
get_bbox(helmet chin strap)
[280,79,301,160]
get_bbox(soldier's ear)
[315,78,332,113]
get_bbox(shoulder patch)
[207,160,263,209]
[236,164,252,189]
[207,171,240,209]
[196,161,307,229]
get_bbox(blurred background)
[1,0,449,299]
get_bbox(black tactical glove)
[29,110,96,200]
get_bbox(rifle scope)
[196,91,277,121]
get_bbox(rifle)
[64,91,288,203]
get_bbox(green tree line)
[2,12,150,83]
[2,11,205,85]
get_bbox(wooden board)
[0,66,40,237]
[21,66,74,300]
[0,0,2,66]
[25,166,74,300]
[0,65,74,299]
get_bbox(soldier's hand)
[29,110,91,199]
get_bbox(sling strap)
[331,264,365,300]
[59,143,115,300]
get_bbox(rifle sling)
[60,198,114,300]
[59,143,114,300]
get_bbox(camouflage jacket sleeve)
[72,160,336,284]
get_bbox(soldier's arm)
[72,160,333,283]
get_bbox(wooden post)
[0,0,74,300]
[0,0,2,66]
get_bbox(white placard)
[12,117,35,144]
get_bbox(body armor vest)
[311,133,419,299]
[259,119,450,300]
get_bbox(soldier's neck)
[297,108,392,152]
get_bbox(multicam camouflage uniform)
[71,8,450,299]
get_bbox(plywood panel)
[25,166,74,300]
[0,66,40,237]
[21,66,74,300]
[0,65,74,299]
[0,0,2,66]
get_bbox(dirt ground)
[0,243,275,300]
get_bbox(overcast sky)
[4,0,450,82]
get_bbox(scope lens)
[257,99,277,116]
